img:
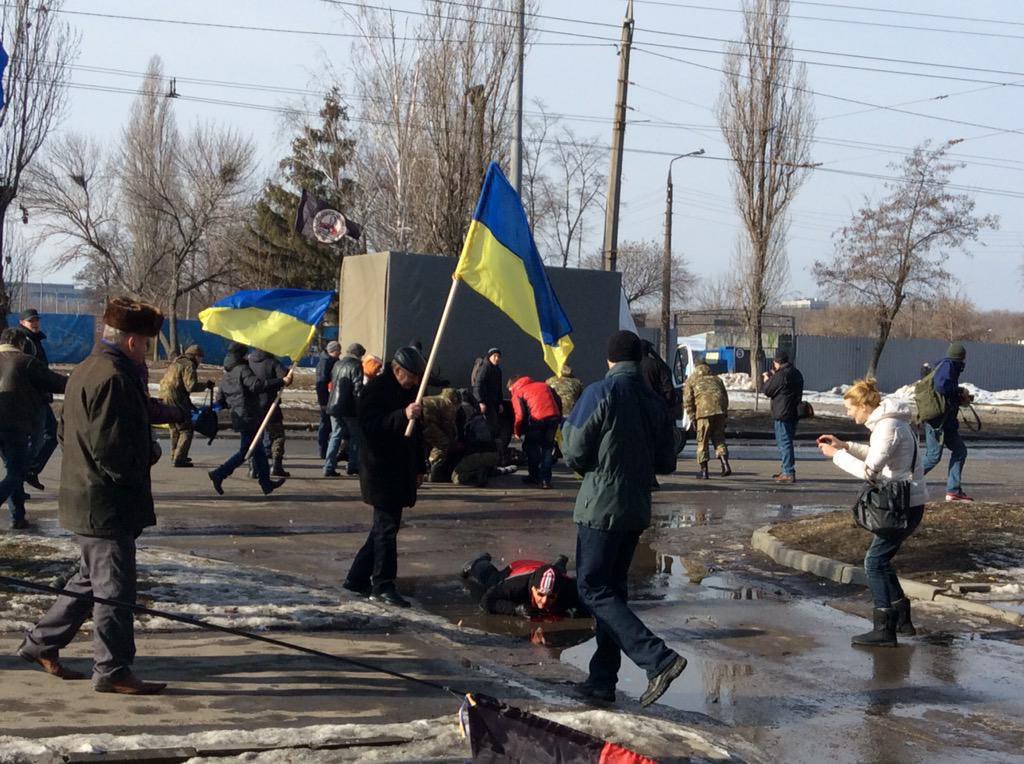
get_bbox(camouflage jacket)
[545,373,584,417]
[683,363,728,419]
[158,353,205,413]
[421,391,459,455]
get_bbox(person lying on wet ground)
[462,553,584,618]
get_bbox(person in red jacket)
[462,553,583,618]
[508,376,562,489]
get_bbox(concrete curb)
[750,524,1024,627]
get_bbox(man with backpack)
[918,342,971,502]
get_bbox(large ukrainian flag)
[198,289,334,362]
[454,162,573,374]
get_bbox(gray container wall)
[795,336,1024,392]
[373,252,623,388]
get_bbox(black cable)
[0,574,464,699]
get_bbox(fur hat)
[103,298,164,338]
[606,330,642,363]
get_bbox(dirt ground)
[769,502,1024,584]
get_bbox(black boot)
[271,459,290,478]
[851,607,897,648]
[696,464,709,480]
[719,456,732,477]
[893,598,916,636]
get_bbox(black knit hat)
[773,348,790,363]
[393,346,426,376]
[607,330,642,363]
[528,565,560,597]
[346,342,367,358]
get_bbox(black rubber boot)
[719,456,732,477]
[851,607,898,648]
[893,598,917,636]
[271,459,290,478]
[696,464,709,480]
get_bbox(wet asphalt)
[18,435,1024,763]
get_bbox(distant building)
[779,298,829,311]
[11,283,96,315]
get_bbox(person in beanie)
[315,341,342,459]
[208,343,293,496]
[247,349,290,477]
[461,553,582,618]
[923,342,971,502]
[13,308,58,491]
[18,298,183,694]
[762,349,804,483]
[343,346,426,608]
[158,344,214,467]
[324,342,367,477]
[0,327,67,529]
[562,330,687,707]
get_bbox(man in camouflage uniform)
[683,360,731,480]
[421,388,460,482]
[545,364,584,418]
[158,345,214,468]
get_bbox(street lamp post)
[662,148,704,360]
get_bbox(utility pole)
[662,149,704,359]
[510,0,525,193]
[601,0,634,272]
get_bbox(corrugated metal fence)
[795,336,1024,392]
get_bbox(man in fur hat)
[17,298,184,695]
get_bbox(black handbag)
[851,442,917,534]
[191,389,220,445]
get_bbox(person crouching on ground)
[683,358,731,479]
[18,298,183,694]
[817,378,926,648]
[508,375,562,489]
[562,329,687,707]
[208,343,293,496]
[462,553,582,618]
[342,347,427,608]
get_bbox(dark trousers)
[346,505,403,594]
[30,405,58,476]
[318,408,332,459]
[468,558,508,591]
[524,418,559,483]
[211,429,271,490]
[773,418,797,476]
[575,525,676,688]
[0,429,30,522]
[22,533,137,682]
[864,506,924,608]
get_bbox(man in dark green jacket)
[562,330,686,708]
[18,298,181,695]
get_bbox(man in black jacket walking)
[315,341,342,458]
[13,309,59,490]
[209,344,292,495]
[248,349,289,477]
[343,347,426,608]
[324,342,366,477]
[762,349,804,483]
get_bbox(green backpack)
[913,369,945,424]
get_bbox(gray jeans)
[21,533,137,683]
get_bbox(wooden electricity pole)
[601,0,635,272]
[510,0,525,193]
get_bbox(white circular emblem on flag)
[312,209,348,243]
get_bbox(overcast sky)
[24,0,1024,310]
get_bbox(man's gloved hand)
[205,379,215,390]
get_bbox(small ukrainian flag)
[198,289,334,362]
[454,162,573,374]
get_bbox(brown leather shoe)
[774,474,796,484]
[93,671,166,695]
[18,647,88,680]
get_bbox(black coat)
[12,325,49,366]
[315,351,338,406]
[763,363,804,422]
[327,353,364,418]
[218,349,284,432]
[480,570,582,616]
[471,359,503,407]
[248,349,286,423]
[0,346,66,433]
[357,369,425,509]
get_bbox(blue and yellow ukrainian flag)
[454,162,573,374]
[198,289,334,361]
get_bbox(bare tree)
[546,127,606,267]
[813,140,998,377]
[584,239,694,309]
[716,0,814,388]
[0,1,78,326]
[2,212,32,311]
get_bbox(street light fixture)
[662,148,704,360]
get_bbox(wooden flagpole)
[405,276,461,437]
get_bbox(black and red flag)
[463,693,657,764]
[294,188,362,243]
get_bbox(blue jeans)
[211,430,271,490]
[773,418,797,476]
[524,418,559,483]
[923,420,966,493]
[0,430,31,522]
[324,416,359,475]
[317,408,332,459]
[575,525,676,689]
[864,506,924,608]
[29,405,58,476]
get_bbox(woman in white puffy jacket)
[817,378,927,648]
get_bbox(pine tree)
[242,89,359,290]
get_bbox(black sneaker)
[208,471,224,496]
[370,589,411,608]
[573,681,615,703]
[461,552,492,578]
[11,518,31,530]
[639,654,687,707]
[342,580,371,598]
[323,470,341,478]
[173,462,194,468]
[261,478,286,496]
[25,474,44,491]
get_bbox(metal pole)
[661,168,673,360]
[601,0,635,272]
[510,0,525,193]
